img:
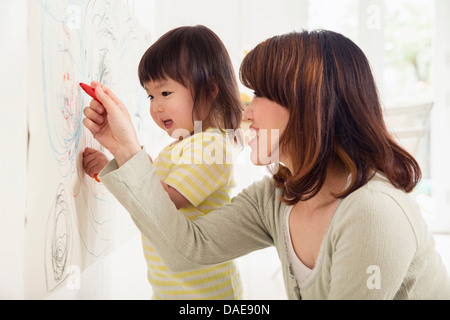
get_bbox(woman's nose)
[243,101,253,121]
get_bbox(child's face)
[145,79,195,139]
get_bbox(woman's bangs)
[240,48,271,99]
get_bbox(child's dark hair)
[138,25,243,134]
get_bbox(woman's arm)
[99,148,274,272]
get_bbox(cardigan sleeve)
[99,148,274,272]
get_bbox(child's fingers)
[83,155,108,179]
[83,147,97,156]
[85,165,100,178]
[88,163,105,178]
[84,165,98,178]
[83,155,100,178]
[83,151,95,169]
[83,149,102,167]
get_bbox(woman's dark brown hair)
[240,30,421,205]
[138,25,243,133]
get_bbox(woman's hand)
[82,81,142,166]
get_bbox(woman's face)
[243,95,290,166]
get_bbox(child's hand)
[83,147,110,179]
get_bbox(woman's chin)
[250,152,271,166]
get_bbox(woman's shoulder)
[333,172,424,238]
[350,172,418,209]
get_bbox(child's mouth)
[163,119,173,129]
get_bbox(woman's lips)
[248,126,260,145]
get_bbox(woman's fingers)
[83,81,141,162]
[84,106,105,124]
[89,99,105,115]
[92,82,123,107]
[93,85,119,115]
[83,117,100,136]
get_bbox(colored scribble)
[37,0,151,293]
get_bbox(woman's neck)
[285,159,350,210]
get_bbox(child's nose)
[152,101,163,112]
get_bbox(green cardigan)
[100,148,450,299]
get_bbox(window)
[383,0,434,190]
[308,0,359,41]
[384,0,434,107]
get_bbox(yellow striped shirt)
[142,128,243,299]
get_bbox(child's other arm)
[84,147,188,208]
[83,147,110,178]
[145,154,190,209]
[160,182,191,209]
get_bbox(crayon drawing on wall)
[25,0,153,298]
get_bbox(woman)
[83,30,450,299]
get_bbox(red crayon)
[79,82,101,103]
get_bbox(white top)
[284,205,313,285]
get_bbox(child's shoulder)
[184,128,229,147]
[196,127,227,140]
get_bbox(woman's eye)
[162,92,171,97]
[147,95,154,100]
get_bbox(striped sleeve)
[165,131,231,207]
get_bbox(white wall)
[132,0,309,94]
[0,0,27,299]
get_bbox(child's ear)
[209,79,219,100]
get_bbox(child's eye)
[147,95,154,100]
[162,92,172,97]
